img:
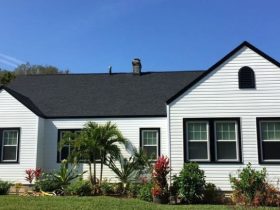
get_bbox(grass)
[0,195,277,210]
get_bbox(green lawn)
[0,196,276,210]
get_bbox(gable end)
[166,41,280,104]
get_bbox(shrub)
[230,163,280,207]
[138,182,153,202]
[25,168,42,184]
[151,156,170,201]
[0,180,12,195]
[66,179,92,196]
[174,162,206,204]
[34,173,61,192]
[230,163,266,205]
[100,181,114,195]
[127,183,141,198]
[203,183,224,204]
[111,182,124,194]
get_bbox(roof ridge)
[14,70,205,77]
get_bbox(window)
[57,129,80,162]
[239,66,255,89]
[186,122,209,161]
[184,118,241,163]
[257,118,280,163]
[140,128,160,160]
[215,121,239,161]
[0,128,20,163]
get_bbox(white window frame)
[214,121,239,162]
[141,129,159,161]
[186,121,210,162]
[1,130,19,162]
[259,120,280,162]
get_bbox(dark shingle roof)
[5,71,203,118]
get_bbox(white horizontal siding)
[170,46,280,191]
[43,118,167,182]
[0,90,39,183]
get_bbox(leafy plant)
[60,121,126,191]
[100,180,114,195]
[174,162,206,204]
[25,169,34,184]
[203,183,224,204]
[25,168,42,184]
[127,183,141,198]
[0,180,12,195]
[66,179,92,196]
[34,173,61,192]
[151,156,170,200]
[52,159,86,189]
[230,163,273,206]
[107,155,139,192]
[138,183,153,202]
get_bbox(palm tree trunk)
[93,158,96,185]
[100,156,104,184]
[88,161,94,186]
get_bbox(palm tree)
[97,122,126,183]
[60,122,100,187]
[60,121,126,187]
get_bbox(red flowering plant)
[34,168,42,181]
[25,168,42,184]
[25,169,34,184]
[151,156,170,200]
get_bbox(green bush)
[203,183,224,204]
[34,173,61,192]
[230,163,267,206]
[0,180,12,195]
[174,162,206,204]
[111,183,123,194]
[138,183,153,202]
[100,181,114,195]
[127,183,141,198]
[66,179,92,196]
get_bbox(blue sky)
[0,0,279,73]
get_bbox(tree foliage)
[0,63,69,85]
[60,121,126,193]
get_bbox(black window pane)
[217,142,237,160]
[143,146,157,160]
[3,146,17,161]
[60,146,69,161]
[262,142,280,160]
[188,142,208,160]
[239,66,255,89]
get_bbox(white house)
[1,41,280,191]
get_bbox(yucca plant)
[52,159,86,190]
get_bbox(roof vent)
[108,66,112,75]
[132,58,141,75]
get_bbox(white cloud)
[0,53,25,68]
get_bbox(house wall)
[0,89,39,183]
[43,117,168,181]
[169,46,280,191]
